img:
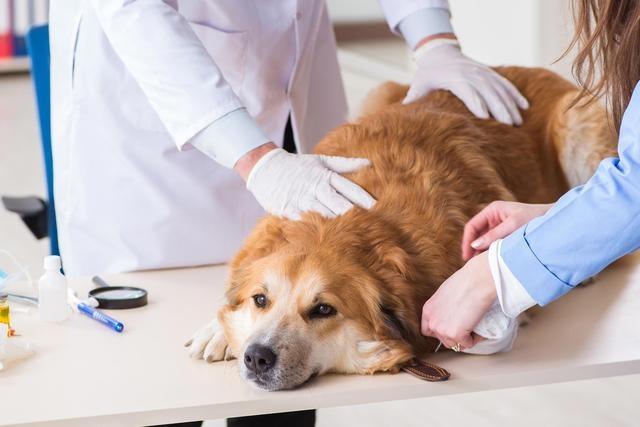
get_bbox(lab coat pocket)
[187,22,248,93]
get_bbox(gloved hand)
[247,148,376,220]
[405,40,529,126]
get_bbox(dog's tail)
[547,91,618,187]
[497,66,618,188]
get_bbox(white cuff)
[398,7,454,49]
[190,108,271,169]
[488,239,537,318]
[381,0,450,31]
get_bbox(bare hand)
[421,252,496,350]
[461,201,553,261]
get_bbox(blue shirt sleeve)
[501,81,640,306]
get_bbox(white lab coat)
[49,0,448,276]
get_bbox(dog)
[186,66,616,391]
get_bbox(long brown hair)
[567,0,640,130]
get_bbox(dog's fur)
[186,67,617,390]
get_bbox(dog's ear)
[368,240,421,337]
[369,235,420,284]
[230,216,288,271]
[380,304,410,340]
[226,216,288,305]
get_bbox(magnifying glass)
[89,276,148,309]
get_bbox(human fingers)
[448,83,491,120]
[329,173,376,210]
[317,186,354,216]
[462,205,497,260]
[493,71,529,110]
[306,201,336,219]
[403,81,434,105]
[469,217,520,252]
[474,79,516,126]
[320,155,371,174]
[489,75,524,126]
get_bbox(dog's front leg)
[185,318,232,363]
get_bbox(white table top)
[3,255,640,427]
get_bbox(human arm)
[378,0,528,125]
[89,1,374,219]
[501,84,640,305]
[421,83,640,345]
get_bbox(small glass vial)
[0,293,10,335]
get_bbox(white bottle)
[38,256,69,322]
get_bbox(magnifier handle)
[92,276,110,288]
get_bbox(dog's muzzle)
[240,333,316,391]
[244,343,277,375]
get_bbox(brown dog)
[186,67,616,390]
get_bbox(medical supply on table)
[0,323,34,371]
[38,256,69,322]
[0,249,34,288]
[0,293,11,335]
[68,289,124,333]
[90,276,148,309]
[7,293,37,306]
[4,293,36,318]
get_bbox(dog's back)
[217,67,619,379]
[309,67,617,353]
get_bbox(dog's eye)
[310,303,336,319]
[253,294,267,308]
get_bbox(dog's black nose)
[244,344,277,374]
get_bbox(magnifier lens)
[96,288,146,300]
[90,277,148,309]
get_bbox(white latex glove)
[404,40,529,126]
[247,148,376,220]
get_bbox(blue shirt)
[502,82,640,306]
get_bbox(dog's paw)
[185,319,230,363]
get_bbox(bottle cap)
[43,255,62,270]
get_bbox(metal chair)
[2,24,59,255]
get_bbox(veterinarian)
[421,0,640,353]
[50,1,527,278]
[50,1,526,426]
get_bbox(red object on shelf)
[0,0,11,58]
[0,34,12,58]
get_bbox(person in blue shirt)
[420,0,640,352]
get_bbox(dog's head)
[218,211,436,391]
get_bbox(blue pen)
[77,302,124,333]
[68,289,124,333]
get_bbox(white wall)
[327,0,576,79]
[449,0,575,78]
[326,0,383,22]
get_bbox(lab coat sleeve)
[191,108,270,169]
[500,82,640,306]
[378,0,450,34]
[88,0,250,150]
[397,8,453,49]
